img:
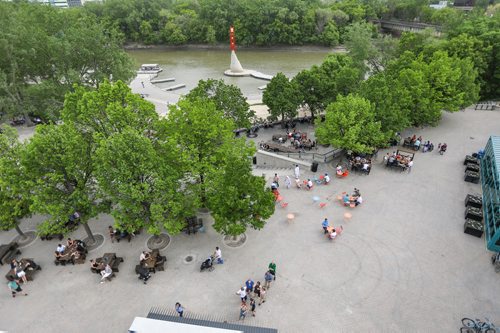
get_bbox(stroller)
[75,240,87,254]
[137,266,151,284]
[200,256,215,272]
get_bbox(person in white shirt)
[329,229,337,240]
[100,264,113,283]
[214,247,223,264]
[56,244,66,254]
[355,196,363,206]
[306,179,313,190]
[408,160,414,173]
[139,251,150,262]
[324,173,330,184]
[236,287,247,302]
[294,165,300,179]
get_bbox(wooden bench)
[0,243,21,265]
[5,259,41,281]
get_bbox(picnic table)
[91,253,124,273]
[5,258,41,281]
[137,249,166,274]
[0,242,21,265]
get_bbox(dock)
[258,85,267,90]
[150,78,175,84]
[250,71,273,81]
[162,84,186,91]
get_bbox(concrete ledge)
[256,150,312,169]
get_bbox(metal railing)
[270,148,344,163]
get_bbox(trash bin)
[311,161,318,172]
[253,156,257,165]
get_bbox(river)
[127,48,332,100]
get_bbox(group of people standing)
[237,261,277,321]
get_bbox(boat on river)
[137,64,163,74]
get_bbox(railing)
[270,148,344,163]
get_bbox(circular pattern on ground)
[222,233,247,248]
[183,254,196,264]
[83,234,105,251]
[147,233,171,250]
[13,231,37,248]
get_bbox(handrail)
[268,148,344,163]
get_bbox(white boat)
[137,64,163,74]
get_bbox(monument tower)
[224,26,250,76]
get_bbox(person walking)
[250,298,256,317]
[214,247,223,264]
[245,278,254,297]
[239,302,248,320]
[236,286,247,303]
[322,218,329,234]
[264,270,273,289]
[268,261,277,280]
[7,278,27,298]
[258,287,267,305]
[294,164,300,179]
[273,173,280,187]
[175,302,184,317]
[284,175,291,189]
[254,281,261,299]
[141,81,145,88]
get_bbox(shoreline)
[124,42,345,53]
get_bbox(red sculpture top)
[229,26,236,51]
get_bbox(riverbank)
[124,42,346,53]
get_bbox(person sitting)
[90,259,104,271]
[343,194,350,206]
[10,259,19,270]
[66,238,75,248]
[328,228,337,240]
[355,195,363,206]
[295,178,302,189]
[353,188,361,198]
[414,139,421,149]
[362,163,370,171]
[54,251,63,262]
[271,182,278,190]
[139,251,151,263]
[306,179,313,190]
[56,244,66,254]
[323,173,330,184]
[100,264,113,283]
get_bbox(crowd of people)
[348,156,372,174]
[235,261,277,321]
[286,130,316,151]
[54,238,87,263]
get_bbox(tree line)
[263,20,490,153]
[0,80,275,239]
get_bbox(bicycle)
[460,317,497,332]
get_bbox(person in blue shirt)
[245,278,254,295]
[343,194,350,206]
[322,218,329,234]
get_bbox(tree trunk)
[15,225,26,238]
[83,223,95,243]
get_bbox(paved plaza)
[1,108,500,332]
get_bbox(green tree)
[315,94,386,153]
[0,125,32,237]
[22,124,102,240]
[263,72,302,122]
[94,128,190,236]
[185,79,254,129]
[206,138,275,236]
[358,73,412,135]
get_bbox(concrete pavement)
[1,107,500,332]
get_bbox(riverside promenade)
[1,107,500,332]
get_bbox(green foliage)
[185,79,254,129]
[207,140,275,236]
[315,94,386,154]
[263,72,302,122]
[0,2,134,122]
[0,125,32,232]
[22,124,98,227]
